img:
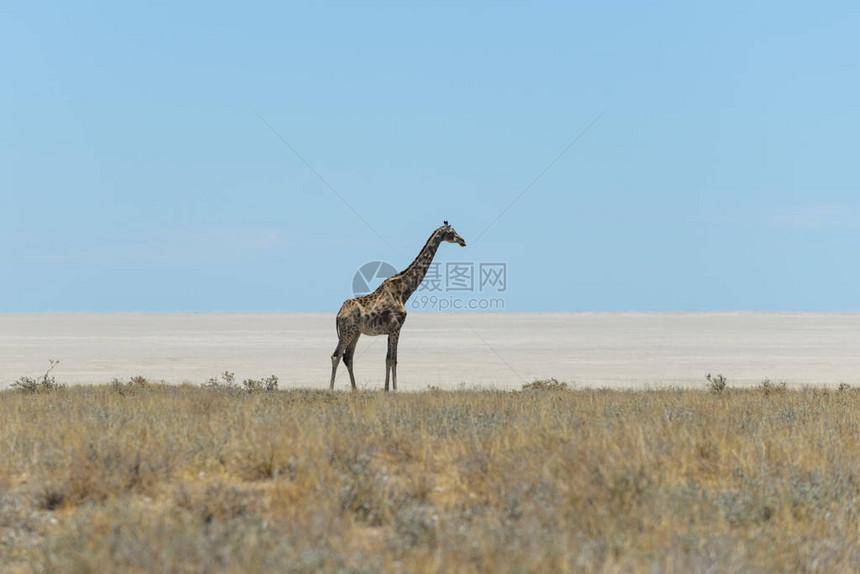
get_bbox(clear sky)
[2,1,858,312]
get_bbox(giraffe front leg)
[386,331,400,392]
[384,363,390,392]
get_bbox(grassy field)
[2,379,860,573]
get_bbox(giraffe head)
[440,221,466,247]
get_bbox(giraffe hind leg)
[330,343,344,390]
[331,310,359,390]
[331,339,351,390]
[343,335,360,391]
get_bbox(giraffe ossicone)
[330,221,467,391]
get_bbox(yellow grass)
[1,382,859,572]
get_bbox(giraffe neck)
[391,228,444,302]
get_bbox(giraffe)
[330,221,467,391]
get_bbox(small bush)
[706,373,727,393]
[521,378,569,392]
[111,376,154,395]
[760,378,787,395]
[129,375,149,388]
[11,360,66,394]
[242,375,279,393]
[202,371,237,390]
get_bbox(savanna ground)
[2,376,860,573]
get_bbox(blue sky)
[2,1,858,311]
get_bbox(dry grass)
[2,382,860,572]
